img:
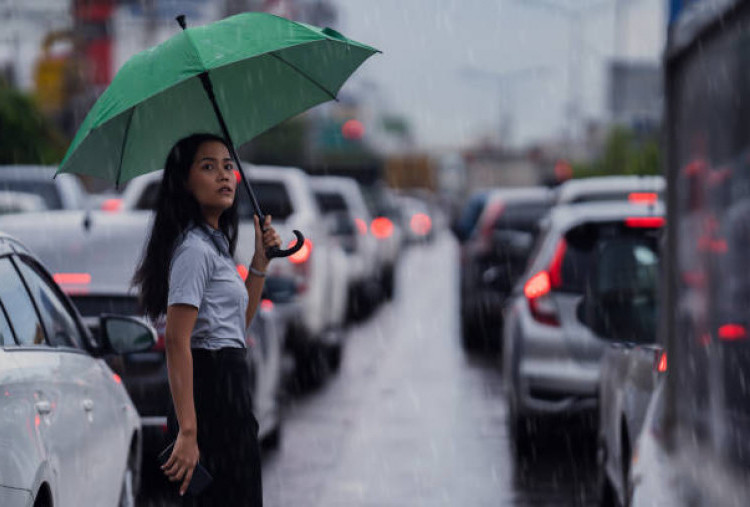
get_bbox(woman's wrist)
[250,255,269,273]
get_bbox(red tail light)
[410,213,432,236]
[112,373,122,384]
[628,192,658,205]
[53,273,91,285]
[101,198,123,212]
[354,218,368,236]
[233,170,241,183]
[371,217,394,239]
[524,271,551,299]
[524,271,560,326]
[289,239,313,264]
[719,324,747,341]
[236,265,249,281]
[152,333,166,351]
[260,299,274,312]
[655,350,667,373]
[625,217,665,228]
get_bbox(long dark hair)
[132,133,239,320]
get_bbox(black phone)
[158,441,214,496]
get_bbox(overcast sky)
[332,0,665,150]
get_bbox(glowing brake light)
[233,170,241,183]
[371,217,394,239]
[656,351,667,373]
[719,324,747,341]
[236,265,248,281]
[53,273,91,285]
[410,213,432,236]
[354,218,368,236]
[101,198,123,212]
[260,299,274,312]
[628,192,658,205]
[112,373,122,384]
[289,239,313,264]
[625,217,665,228]
[524,271,551,299]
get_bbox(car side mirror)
[99,314,157,355]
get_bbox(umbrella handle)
[266,230,305,259]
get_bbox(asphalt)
[140,231,598,506]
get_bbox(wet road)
[141,231,598,506]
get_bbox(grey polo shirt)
[167,224,248,350]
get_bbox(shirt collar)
[191,222,230,257]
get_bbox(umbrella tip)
[176,14,187,30]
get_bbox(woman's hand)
[161,430,200,496]
[252,214,282,271]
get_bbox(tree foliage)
[0,79,66,165]
[573,126,661,178]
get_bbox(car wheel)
[326,344,343,373]
[119,456,136,507]
[263,421,283,451]
[508,409,535,459]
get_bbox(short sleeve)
[168,242,214,309]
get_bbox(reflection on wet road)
[141,232,598,506]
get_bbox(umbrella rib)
[268,51,338,101]
[115,108,136,188]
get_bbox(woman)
[133,133,281,505]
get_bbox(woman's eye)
[202,164,213,171]
[224,164,235,171]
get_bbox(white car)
[0,232,155,506]
[121,165,350,381]
[0,166,88,211]
[311,176,382,318]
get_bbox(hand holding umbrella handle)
[266,230,305,259]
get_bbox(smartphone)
[158,441,214,496]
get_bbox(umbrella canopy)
[57,12,379,185]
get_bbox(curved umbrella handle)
[266,230,305,259]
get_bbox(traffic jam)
[1,0,750,506]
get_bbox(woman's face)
[186,140,237,213]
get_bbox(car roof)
[556,175,664,203]
[547,201,665,232]
[0,231,31,257]
[0,165,58,179]
[0,211,152,295]
[487,186,555,204]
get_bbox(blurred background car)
[360,181,404,298]
[0,210,289,470]
[0,190,48,215]
[394,193,436,245]
[0,165,88,211]
[554,175,664,206]
[0,231,155,507]
[311,175,383,320]
[502,202,664,456]
[459,187,555,352]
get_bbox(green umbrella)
[57,12,379,257]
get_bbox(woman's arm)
[162,304,200,496]
[245,214,281,327]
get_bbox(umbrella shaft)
[198,71,266,225]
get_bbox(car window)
[237,181,293,220]
[0,180,62,209]
[315,191,348,214]
[135,181,161,210]
[0,257,46,345]
[0,301,13,346]
[16,258,83,349]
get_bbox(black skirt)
[167,347,262,506]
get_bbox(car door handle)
[82,399,94,412]
[35,401,52,415]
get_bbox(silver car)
[0,232,155,506]
[0,166,88,211]
[502,201,664,452]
